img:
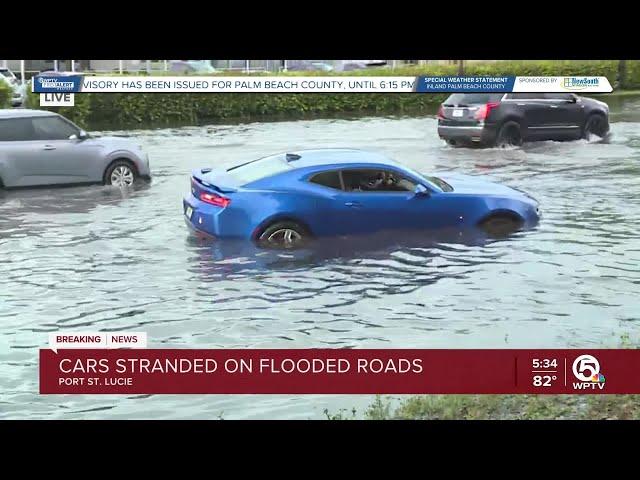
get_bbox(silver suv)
[0,110,151,188]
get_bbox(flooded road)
[1,98,640,418]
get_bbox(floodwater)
[1,98,640,418]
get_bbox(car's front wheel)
[257,221,310,249]
[105,160,137,187]
[495,121,523,148]
[478,214,523,238]
[583,114,609,139]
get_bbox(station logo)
[33,75,83,93]
[38,77,75,91]
[572,354,606,390]
[562,77,600,91]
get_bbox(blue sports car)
[183,149,540,248]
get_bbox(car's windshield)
[443,93,503,106]
[226,155,293,185]
[424,175,454,192]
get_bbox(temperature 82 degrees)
[531,357,560,388]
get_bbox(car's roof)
[0,109,58,119]
[281,148,401,169]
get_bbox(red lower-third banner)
[39,349,639,394]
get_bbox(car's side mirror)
[566,95,577,103]
[69,130,88,141]
[414,184,429,197]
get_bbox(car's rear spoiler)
[191,168,239,193]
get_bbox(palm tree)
[457,60,465,76]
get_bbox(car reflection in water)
[186,225,530,296]
[0,183,151,239]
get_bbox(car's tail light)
[437,105,445,119]
[200,192,231,208]
[474,102,500,121]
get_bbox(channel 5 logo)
[572,354,606,390]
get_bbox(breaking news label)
[39,333,638,394]
[34,75,613,106]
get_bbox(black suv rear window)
[444,93,503,106]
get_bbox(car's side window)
[32,117,79,141]
[341,169,416,193]
[309,171,343,190]
[506,93,545,100]
[0,118,37,141]
[542,93,574,101]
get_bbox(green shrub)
[0,81,12,108]
[39,92,446,128]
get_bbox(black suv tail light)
[474,102,500,121]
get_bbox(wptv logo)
[572,354,606,390]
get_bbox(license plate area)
[452,109,464,117]
[185,205,193,219]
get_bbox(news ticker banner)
[34,75,612,98]
[40,338,637,395]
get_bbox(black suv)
[437,92,610,147]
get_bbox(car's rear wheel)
[105,160,137,187]
[495,121,523,148]
[479,213,523,238]
[583,114,608,139]
[257,221,310,250]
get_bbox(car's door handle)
[43,145,56,150]
[550,105,559,108]
[344,201,363,208]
